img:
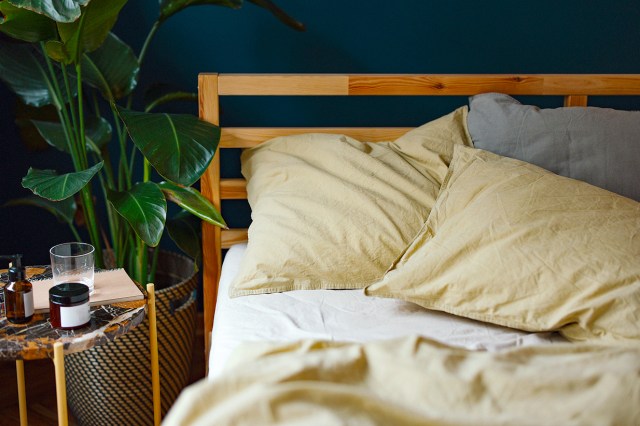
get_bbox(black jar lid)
[49,282,90,304]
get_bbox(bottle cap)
[4,255,25,281]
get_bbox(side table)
[0,267,161,426]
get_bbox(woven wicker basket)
[65,251,197,425]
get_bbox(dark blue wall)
[2,0,640,264]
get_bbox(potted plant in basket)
[0,0,304,422]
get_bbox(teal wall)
[2,0,640,263]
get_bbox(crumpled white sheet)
[209,243,564,379]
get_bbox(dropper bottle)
[1,255,34,324]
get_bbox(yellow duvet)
[165,336,640,425]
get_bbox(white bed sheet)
[208,243,565,379]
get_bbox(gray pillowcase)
[467,93,640,201]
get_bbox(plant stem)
[75,62,104,267]
[125,20,162,111]
[69,223,82,242]
[143,159,152,182]
[137,237,149,285]
[75,64,89,169]
[149,246,160,283]
[94,159,118,259]
[41,46,78,162]
[110,103,131,190]
[128,144,137,178]
[138,20,161,77]
[62,66,80,152]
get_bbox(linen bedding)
[167,337,640,426]
[167,88,640,424]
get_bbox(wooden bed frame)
[197,73,640,364]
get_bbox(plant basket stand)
[65,251,198,425]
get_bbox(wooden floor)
[0,318,206,426]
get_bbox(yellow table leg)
[53,342,68,426]
[16,359,28,426]
[147,283,161,426]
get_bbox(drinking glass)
[50,242,95,295]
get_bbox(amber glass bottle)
[3,257,33,324]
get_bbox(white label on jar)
[23,292,34,317]
[60,302,90,328]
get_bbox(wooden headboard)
[198,73,640,363]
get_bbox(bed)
[166,74,640,425]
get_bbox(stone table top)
[0,266,146,361]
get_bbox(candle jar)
[49,283,91,329]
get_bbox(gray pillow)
[467,93,640,201]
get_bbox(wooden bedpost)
[198,73,222,372]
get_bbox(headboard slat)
[221,229,249,248]
[221,127,413,148]
[219,74,349,95]
[564,95,589,107]
[349,74,640,95]
[216,74,640,96]
[221,178,247,199]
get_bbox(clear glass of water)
[50,242,95,295]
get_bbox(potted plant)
[0,0,303,422]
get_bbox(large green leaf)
[6,0,89,23]
[107,182,167,247]
[0,2,57,41]
[158,181,226,228]
[117,107,221,186]
[81,32,138,100]
[56,0,127,63]
[0,42,65,107]
[247,0,305,31]
[32,116,111,153]
[5,195,77,224]
[22,161,103,201]
[158,0,241,23]
[166,209,202,266]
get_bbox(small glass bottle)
[3,256,34,324]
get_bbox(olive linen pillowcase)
[366,145,640,343]
[229,107,472,297]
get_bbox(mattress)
[208,243,565,378]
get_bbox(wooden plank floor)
[0,318,206,425]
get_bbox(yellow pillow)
[230,107,472,297]
[366,145,640,343]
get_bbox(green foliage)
[0,2,57,41]
[166,210,202,267]
[0,0,303,283]
[32,116,111,153]
[0,42,71,108]
[52,0,127,63]
[82,32,139,100]
[6,0,89,23]
[117,107,221,186]
[158,181,226,228]
[22,162,103,201]
[107,183,167,247]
